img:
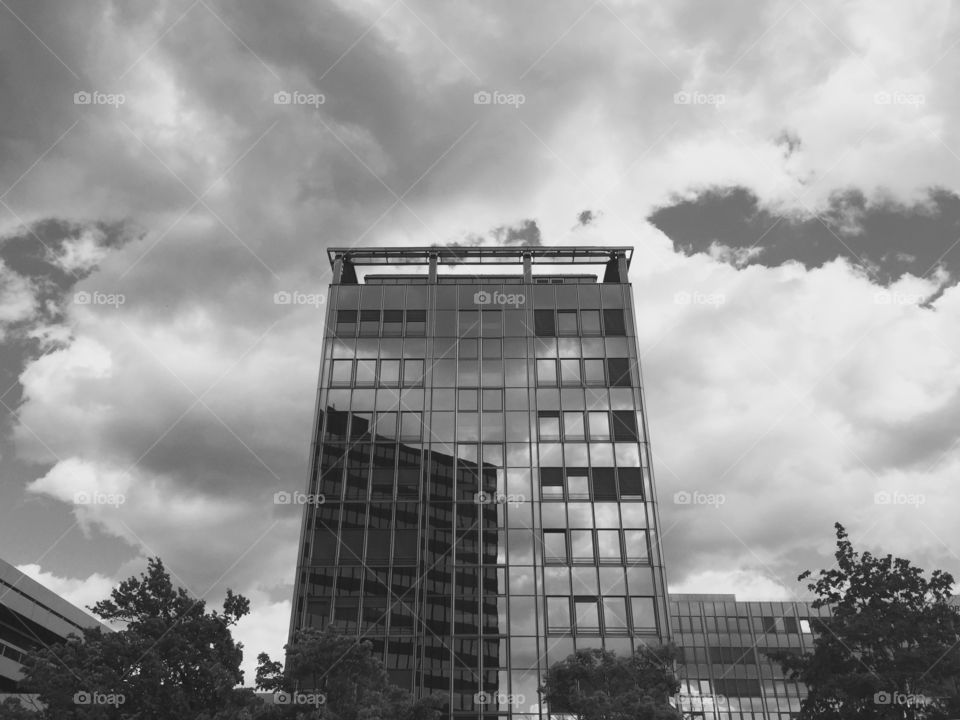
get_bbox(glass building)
[669,594,825,720]
[288,246,671,719]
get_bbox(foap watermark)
[874,491,925,508]
[677,693,728,710]
[274,491,326,506]
[274,290,326,307]
[874,91,925,107]
[73,691,125,707]
[74,491,125,507]
[74,290,125,308]
[274,90,325,107]
[674,490,725,508]
[674,290,725,307]
[874,691,934,708]
[74,91,125,108]
[475,691,525,706]
[473,290,525,308]
[474,90,525,108]
[874,290,925,306]
[474,491,525,506]
[274,691,326,706]
[674,90,725,108]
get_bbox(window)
[800,619,812,634]
[406,310,426,335]
[403,359,424,386]
[538,412,561,439]
[592,467,617,499]
[534,309,556,336]
[602,309,626,336]
[536,359,557,386]
[607,358,632,387]
[561,411,583,439]
[624,530,648,562]
[570,530,594,561]
[557,310,578,335]
[356,360,376,384]
[331,360,352,384]
[603,597,628,630]
[482,389,502,411]
[336,310,357,336]
[459,338,478,358]
[382,309,403,335]
[400,412,422,439]
[360,309,380,335]
[618,468,644,498]
[596,530,622,561]
[481,310,502,337]
[541,467,564,498]
[631,597,657,631]
[459,389,478,411]
[581,310,601,334]
[379,359,400,386]
[547,597,570,632]
[611,410,638,440]
[583,359,605,384]
[588,411,610,439]
[574,597,600,630]
[566,469,590,498]
[482,338,501,359]
[559,359,581,385]
[543,530,567,561]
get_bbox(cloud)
[649,186,960,288]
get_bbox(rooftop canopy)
[326,245,632,284]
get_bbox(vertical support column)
[332,254,344,284]
[523,252,533,283]
[616,250,629,283]
[429,252,438,283]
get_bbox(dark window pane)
[618,468,644,498]
[611,410,638,440]
[606,358,632,387]
[534,310,556,336]
[593,467,617,500]
[602,309,626,336]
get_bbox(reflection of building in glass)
[669,594,826,720]
[288,247,671,719]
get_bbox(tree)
[770,522,960,719]
[6,557,258,719]
[256,625,446,720]
[540,645,685,720]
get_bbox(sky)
[2,0,960,686]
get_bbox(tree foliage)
[256,625,446,720]
[540,645,684,720]
[770,522,960,719]
[1,557,256,719]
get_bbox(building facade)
[0,557,104,695]
[670,594,824,720]
[288,246,671,718]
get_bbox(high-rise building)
[288,246,671,719]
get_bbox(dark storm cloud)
[649,186,960,289]
[0,218,138,411]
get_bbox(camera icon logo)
[74,291,92,305]
[474,290,491,305]
[274,91,292,105]
[673,491,691,505]
[673,91,691,104]
[74,91,92,105]
[874,691,891,705]
[274,491,292,505]
[273,291,292,305]
[474,91,492,105]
